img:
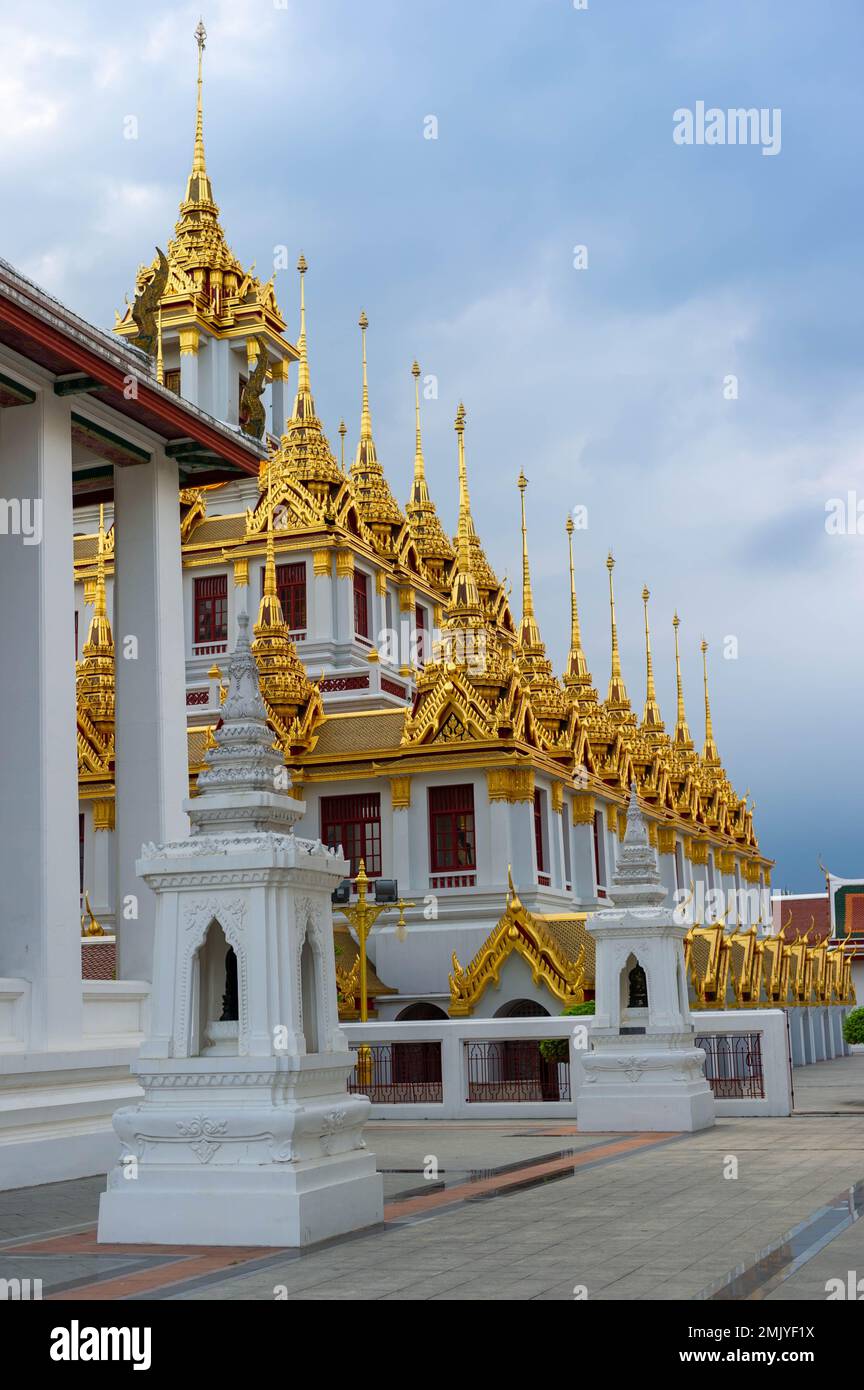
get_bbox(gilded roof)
[311,709,407,757]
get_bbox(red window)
[414,603,427,667]
[261,561,306,632]
[429,785,475,873]
[353,570,369,639]
[79,813,85,894]
[321,793,381,878]
[195,575,228,644]
[533,789,546,872]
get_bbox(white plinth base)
[577,1038,716,1133]
[96,1053,384,1248]
[98,1150,383,1248]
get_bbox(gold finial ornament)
[273,255,341,498]
[641,585,664,732]
[403,364,453,579]
[338,418,347,472]
[349,311,405,548]
[516,470,542,654]
[605,551,629,710]
[701,638,719,763]
[76,504,115,734]
[672,612,693,748]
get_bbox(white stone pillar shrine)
[98,613,383,1247]
[578,788,715,1134]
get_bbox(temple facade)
[73,25,781,1021]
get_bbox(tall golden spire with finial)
[257,455,284,633]
[338,419,347,473]
[605,552,629,709]
[76,504,115,734]
[358,310,373,447]
[404,364,454,580]
[672,612,693,748]
[701,638,719,762]
[349,312,404,546]
[448,405,482,618]
[641,585,664,732]
[409,361,430,506]
[517,470,542,653]
[563,517,591,689]
[185,19,213,206]
[156,303,164,385]
[295,252,310,399]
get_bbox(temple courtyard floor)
[2,1056,863,1302]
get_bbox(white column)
[310,557,333,642]
[0,392,82,1046]
[113,447,188,981]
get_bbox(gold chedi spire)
[276,255,341,501]
[640,585,664,733]
[605,552,630,710]
[701,638,720,763]
[76,505,115,734]
[410,361,429,506]
[295,251,311,401]
[563,517,590,686]
[672,612,693,748]
[349,311,405,548]
[252,460,319,739]
[516,470,542,654]
[448,405,482,618]
[404,362,454,580]
[186,20,213,206]
[450,402,505,611]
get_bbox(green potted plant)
[540,1000,595,1063]
[842,1006,864,1053]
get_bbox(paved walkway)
[1,1060,863,1301]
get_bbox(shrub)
[843,1006,864,1046]
[539,1000,595,1062]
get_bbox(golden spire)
[358,310,373,446]
[338,419,347,472]
[185,20,213,206]
[701,638,719,762]
[641,586,664,732]
[409,361,430,506]
[448,405,481,617]
[257,456,284,631]
[563,518,590,686]
[156,303,164,385]
[605,552,629,707]
[76,505,115,734]
[672,612,693,748]
[517,470,542,652]
[296,253,310,396]
[455,401,475,538]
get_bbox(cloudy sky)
[2,0,862,891]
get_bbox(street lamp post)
[334,859,415,1023]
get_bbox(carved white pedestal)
[578,789,715,1135]
[98,615,383,1246]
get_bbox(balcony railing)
[465,1040,571,1103]
[695,1031,765,1099]
[193,640,227,658]
[348,1041,443,1103]
[429,872,476,890]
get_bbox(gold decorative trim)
[233,556,249,587]
[179,327,200,356]
[617,809,627,839]
[686,837,709,866]
[398,585,416,613]
[486,767,535,804]
[657,826,676,855]
[92,799,115,832]
[336,549,354,579]
[313,549,332,577]
[572,792,595,825]
[390,775,412,810]
[607,805,618,834]
[375,571,388,596]
[550,782,564,815]
[270,358,290,382]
